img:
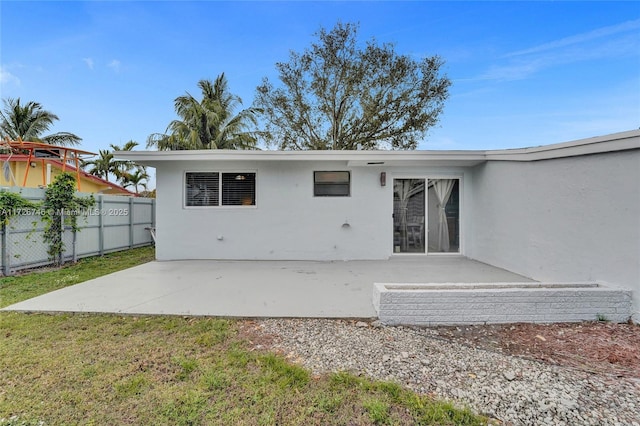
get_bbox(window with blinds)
[314,171,350,197]
[185,172,219,206]
[185,172,255,207]
[222,173,256,206]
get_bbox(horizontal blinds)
[186,172,219,206]
[186,172,256,206]
[222,173,256,206]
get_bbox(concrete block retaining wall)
[373,282,632,326]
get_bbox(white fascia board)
[115,129,640,166]
[344,150,487,167]
[486,129,640,161]
[114,149,488,167]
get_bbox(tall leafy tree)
[0,97,81,146]
[147,73,260,150]
[254,22,451,150]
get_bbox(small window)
[186,172,219,206]
[185,172,255,207]
[314,171,350,197]
[222,173,256,206]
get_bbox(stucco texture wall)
[467,150,640,320]
[154,160,393,261]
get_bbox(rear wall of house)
[467,149,640,321]
[154,160,469,261]
[155,160,391,261]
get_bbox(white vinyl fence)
[1,187,155,275]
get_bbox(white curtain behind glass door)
[432,179,455,252]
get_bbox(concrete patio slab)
[2,257,534,318]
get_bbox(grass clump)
[160,390,207,426]
[174,356,199,381]
[363,398,391,424]
[259,353,311,389]
[114,373,148,398]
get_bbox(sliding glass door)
[393,178,460,254]
[393,179,426,253]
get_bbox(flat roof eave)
[486,129,640,161]
[114,129,640,167]
[114,149,489,167]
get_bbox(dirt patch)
[428,321,640,378]
[238,320,281,350]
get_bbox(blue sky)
[1,1,639,157]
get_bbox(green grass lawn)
[0,248,487,425]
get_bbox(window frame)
[313,170,351,197]
[184,170,257,208]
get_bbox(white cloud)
[477,59,544,82]
[505,19,640,58]
[474,19,640,82]
[107,59,121,72]
[0,66,20,86]
[83,58,94,70]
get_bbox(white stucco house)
[117,129,640,321]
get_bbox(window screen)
[314,171,350,197]
[185,172,256,207]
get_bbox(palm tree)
[147,73,259,150]
[0,98,81,146]
[110,140,141,181]
[110,140,139,152]
[82,150,115,180]
[121,169,149,195]
[82,140,148,190]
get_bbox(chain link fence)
[0,187,155,275]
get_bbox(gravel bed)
[254,318,640,426]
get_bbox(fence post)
[59,212,64,266]
[1,223,9,276]
[98,195,104,256]
[72,228,78,263]
[129,197,134,249]
[152,198,156,229]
